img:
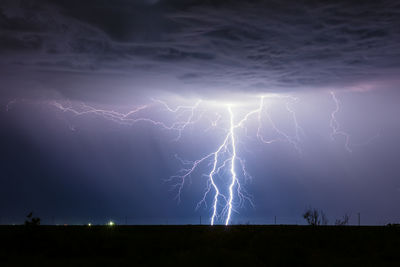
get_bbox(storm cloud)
[1,0,400,100]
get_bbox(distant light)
[88,223,92,226]
[108,221,115,226]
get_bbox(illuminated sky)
[0,0,400,225]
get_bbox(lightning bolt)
[225,106,237,225]
[329,91,380,153]
[9,95,306,225]
[245,96,303,153]
[4,92,380,225]
[170,103,255,225]
[330,91,352,152]
[173,96,302,225]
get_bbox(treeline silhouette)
[303,207,350,226]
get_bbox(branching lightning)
[5,91,377,225]
[50,99,204,140]
[47,95,303,225]
[169,96,303,225]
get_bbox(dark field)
[1,225,400,266]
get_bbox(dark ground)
[1,225,399,266]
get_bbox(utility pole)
[274,216,277,225]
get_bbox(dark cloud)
[0,0,400,97]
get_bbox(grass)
[0,225,399,266]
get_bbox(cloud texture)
[1,0,400,99]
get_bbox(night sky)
[1,0,400,225]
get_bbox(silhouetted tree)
[303,207,328,226]
[335,213,350,226]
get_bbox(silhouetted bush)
[335,213,350,226]
[24,212,41,226]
